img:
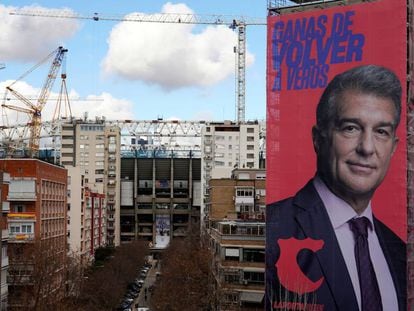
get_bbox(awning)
[239,291,264,303]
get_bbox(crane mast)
[10,10,266,123]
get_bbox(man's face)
[314,90,399,203]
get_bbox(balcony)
[8,179,36,201]
[2,256,9,268]
[234,197,254,205]
[1,202,9,213]
[210,221,265,242]
[9,233,35,242]
[1,229,8,240]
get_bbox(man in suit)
[266,65,406,311]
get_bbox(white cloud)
[0,80,136,127]
[70,92,135,120]
[102,2,254,90]
[0,5,79,62]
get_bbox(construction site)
[0,0,412,310]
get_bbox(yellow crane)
[2,46,68,157]
[9,10,266,123]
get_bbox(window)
[95,152,104,157]
[225,248,239,261]
[21,225,32,233]
[236,188,254,197]
[223,293,238,304]
[247,153,254,159]
[96,144,104,149]
[243,271,264,284]
[247,127,255,133]
[224,273,240,284]
[15,205,25,213]
[10,225,20,234]
[243,249,265,262]
[247,145,254,150]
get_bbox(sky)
[0,1,268,125]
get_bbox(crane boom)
[10,10,265,25]
[10,9,266,123]
[2,46,68,157]
[38,46,67,113]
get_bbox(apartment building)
[61,119,121,247]
[86,188,106,255]
[0,159,67,309]
[66,166,90,262]
[201,121,261,228]
[0,171,10,310]
[119,157,201,247]
[207,168,265,310]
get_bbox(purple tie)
[349,217,382,311]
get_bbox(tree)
[151,230,213,311]
[7,238,67,310]
[65,240,149,311]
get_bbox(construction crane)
[9,9,266,123]
[1,46,68,157]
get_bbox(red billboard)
[266,0,407,310]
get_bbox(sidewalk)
[134,259,160,310]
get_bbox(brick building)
[86,188,106,255]
[0,159,67,309]
[0,171,10,310]
[207,168,265,310]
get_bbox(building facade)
[120,157,201,247]
[201,121,262,229]
[61,119,121,247]
[0,159,67,309]
[66,166,90,262]
[207,169,265,310]
[0,171,10,310]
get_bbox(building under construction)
[119,156,201,247]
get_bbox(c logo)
[276,237,324,294]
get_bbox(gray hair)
[316,65,402,131]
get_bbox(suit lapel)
[293,181,359,310]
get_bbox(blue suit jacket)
[266,180,406,311]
